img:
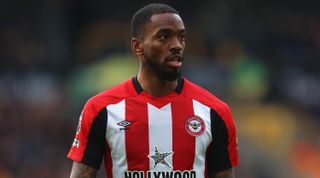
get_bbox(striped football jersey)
[68,77,238,178]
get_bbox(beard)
[144,56,182,81]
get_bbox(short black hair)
[131,3,179,39]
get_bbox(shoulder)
[83,78,136,115]
[182,78,232,121]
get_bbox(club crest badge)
[185,115,205,137]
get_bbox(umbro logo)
[117,120,132,130]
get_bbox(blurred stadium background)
[1,0,320,177]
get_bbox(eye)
[178,33,186,41]
[159,34,168,41]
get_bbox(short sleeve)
[67,100,107,169]
[206,108,238,175]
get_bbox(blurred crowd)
[0,0,319,178]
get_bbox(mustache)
[165,54,184,61]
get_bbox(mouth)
[166,55,183,69]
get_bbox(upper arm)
[70,161,97,178]
[210,168,235,178]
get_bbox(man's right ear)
[131,38,143,55]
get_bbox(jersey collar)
[132,76,184,95]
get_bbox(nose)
[170,37,183,53]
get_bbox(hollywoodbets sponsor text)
[124,171,196,178]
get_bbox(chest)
[104,98,212,171]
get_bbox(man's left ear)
[131,38,143,56]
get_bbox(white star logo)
[148,146,173,168]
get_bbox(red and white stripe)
[106,99,128,178]
[105,98,212,178]
[192,99,212,178]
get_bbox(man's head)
[131,3,186,81]
[131,3,179,39]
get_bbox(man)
[68,3,238,178]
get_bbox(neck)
[137,71,178,97]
